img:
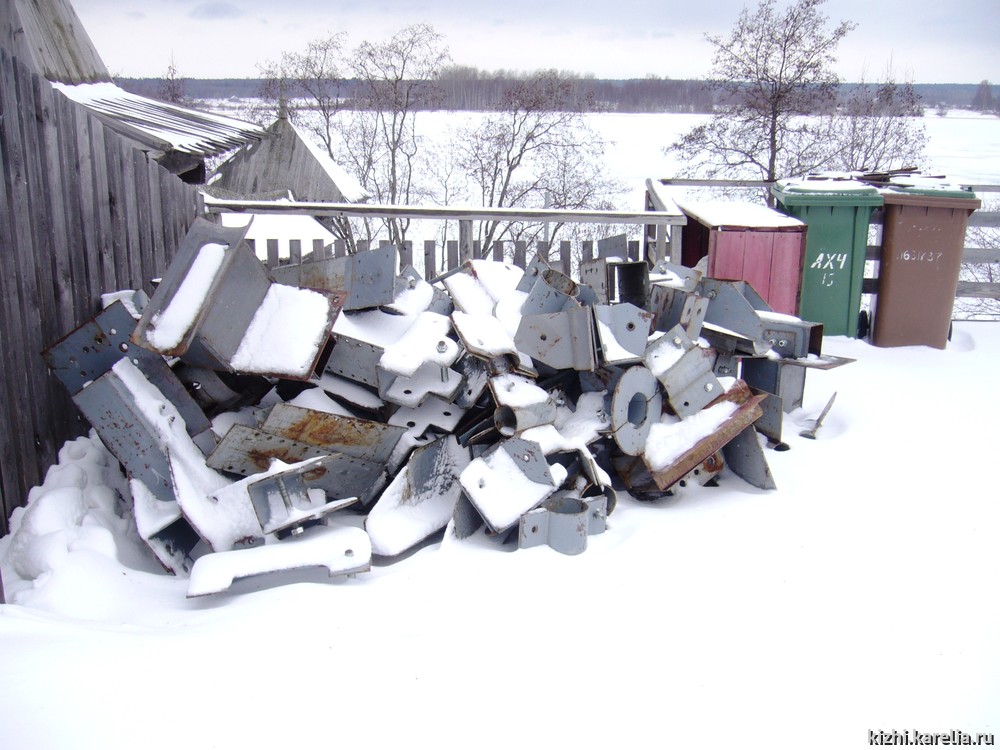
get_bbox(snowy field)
[1,111,999,749]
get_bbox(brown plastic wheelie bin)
[871,178,980,349]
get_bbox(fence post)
[313,238,326,260]
[399,240,413,270]
[492,241,504,262]
[289,239,301,265]
[459,220,473,263]
[447,240,459,270]
[582,240,594,264]
[535,241,549,263]
[267,239,279,268]
[334,239,347,258]
[559,240,572,277]
[627,240,640,262]
[424,240,436,278]
[514,241,527,269]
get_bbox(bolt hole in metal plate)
[610,366,662,456]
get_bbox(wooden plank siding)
[0,49,199,535]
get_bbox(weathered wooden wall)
[0,48,199,535]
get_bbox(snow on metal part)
[366,436,470,557]
[380,312,460,377]
[229,284,331,378]
[186,524,371,597]
[145,243,226,350]
[644,401,740,472]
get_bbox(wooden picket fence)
[0,49,199,535]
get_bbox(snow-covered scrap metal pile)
[42,218,850,597]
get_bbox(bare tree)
[338,24,450,245]
[252,33,348,157]
[669,0,855,202]
[829,68,927,172]
[455,71,620,252]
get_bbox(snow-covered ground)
[2,321,999,749]
[1,111,998,749]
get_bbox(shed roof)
[208,116,368,203]
[54,81,266,158]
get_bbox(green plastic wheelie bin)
[772,176,883,337]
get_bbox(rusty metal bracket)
[641,381,765,491]
[260,404,405,465]
[518,494,608,555]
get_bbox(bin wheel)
[857,310,870,339]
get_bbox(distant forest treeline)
[115,74,991,114]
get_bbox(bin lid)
[772,174,883,207]
[878,175,981,209]
[676,200,805,230]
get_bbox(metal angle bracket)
[459,438,559,534]
[721,426,777,490]
[650,259,703,293]
[518,494,608,555]
[757,314,823,359]
[697,278,771,356]
[593,303,654,366]
[514,307,598,371]
[271,243,396,311]
[645,326,723,418]
[260,403,406,465]
[45,300,212,440]
[521,267,582,315]
[246,460,360,538]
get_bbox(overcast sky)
[69,0,998,83]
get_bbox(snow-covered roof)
[53,82,266,158]
[677,200,804,229]
[208,116,367,203]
